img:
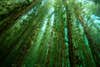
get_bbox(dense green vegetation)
[0,0,100,67]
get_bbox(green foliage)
[0,0,99,67]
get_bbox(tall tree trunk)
[75,11,99,66]
[66,7,75,67]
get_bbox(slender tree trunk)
[75,12,99,66]
[66,7,75,67]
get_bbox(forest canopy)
[0,0,100,67]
